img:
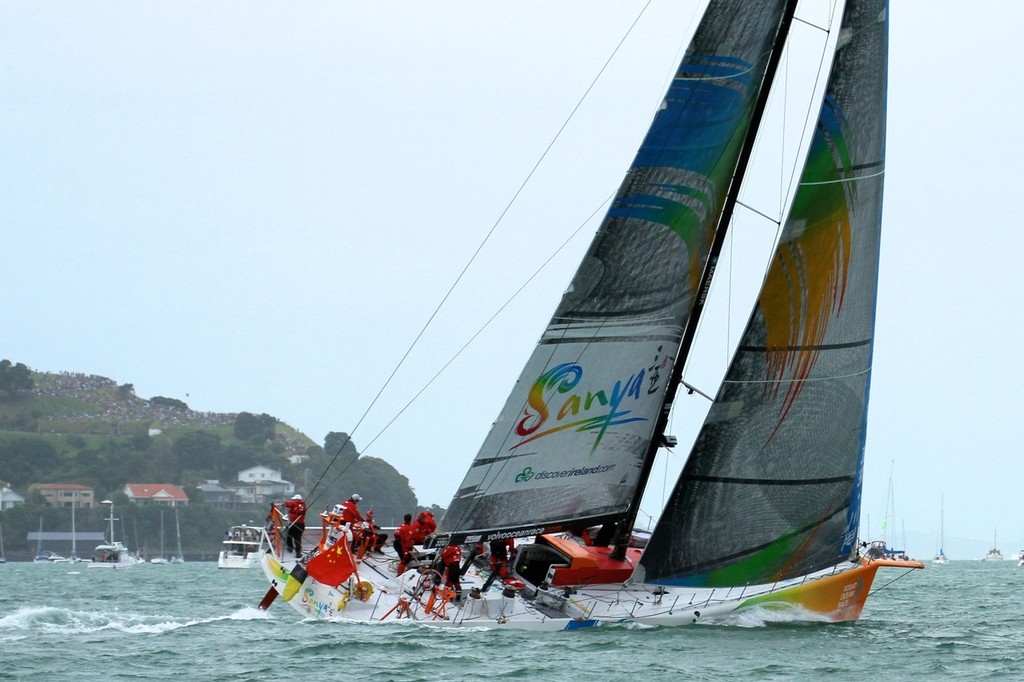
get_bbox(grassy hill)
[0,367,431,559]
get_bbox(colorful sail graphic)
[440,0,794,542]
[639,0,889,587]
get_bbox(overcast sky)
[3,1,1022,560]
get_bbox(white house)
[232,465,294,504]
[1,485,25,510]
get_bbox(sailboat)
[982,530,1003,561]
[89,500,139,569]
[932,496,948,564]
[32,517,62,562]
[170,507,185,563]
[257,0,923,629]
[53,503,89,563]
[0,519,7,564]
[150,509,169,564]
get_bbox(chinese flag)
[305,535,357,587]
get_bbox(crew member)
[410,510,436,545]
[440,542,463,603]
[284,493,307,558]
[394,513,414,573]
[340,494,364,525]
[489,537,515,579]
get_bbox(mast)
[102,499,116,544]
[611,0,801,558]
[71,504,77,559]
[175,508,184,560]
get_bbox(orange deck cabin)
[536,534,643,587]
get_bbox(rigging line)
[778,4,838,217]
[302,5,656,503]
[735,199,782,224]
[865,567,919,597]
[358,195,613,459]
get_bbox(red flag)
[305,535,357,587]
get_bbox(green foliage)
[0,360,34,398]
[0,437,59,486]
[172,431,223,472]
[0,368,435,557]
[233,412,277,445]
[150,396,188,410]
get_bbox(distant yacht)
[89,500,140,569]
[982,530,1003,561]
[932,495,948,564]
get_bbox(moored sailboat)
[150,509,169,564]
[982,530,1003,561]
[258,0,922,629]
[932,496,948,564]
[170,507,185,563]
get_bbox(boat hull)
[259,546,923,631]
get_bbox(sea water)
[1,560,1022,680]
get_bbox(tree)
[233,412,277,445]
[323,432,359,468]
[172,431,223,471]
[0,360,34,398]
[0,437,59,486]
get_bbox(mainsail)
[639,0,889,587]
[440,0,796,543]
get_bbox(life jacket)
[440,543,462,566]
[284,499,306,523]
[340,500,364,525]
[395,522,415,552]
[410,512,437,543]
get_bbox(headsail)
[639,0,889,586]
[440,0,796,543]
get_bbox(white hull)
[88,541,139,569]
[260,538,920,631]
[219,551,262,569]
[219,524,281,569]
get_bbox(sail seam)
[801,167,884,186]
[684,474,853,485]
[738,338,870,351]
[723,367,869,384]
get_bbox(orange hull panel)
[738,558,924,621]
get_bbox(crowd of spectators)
[33,371,235,429]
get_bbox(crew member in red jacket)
[440,543,463,603]
[283,493,307,558]
[340,494,364,525]
[410,510,437,545]
[393,513,415,574]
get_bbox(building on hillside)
[195,480,234,509]
[123,483,189,506]
[1,484,25,510]
[35,483,95,508]
[232,465,294,504]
